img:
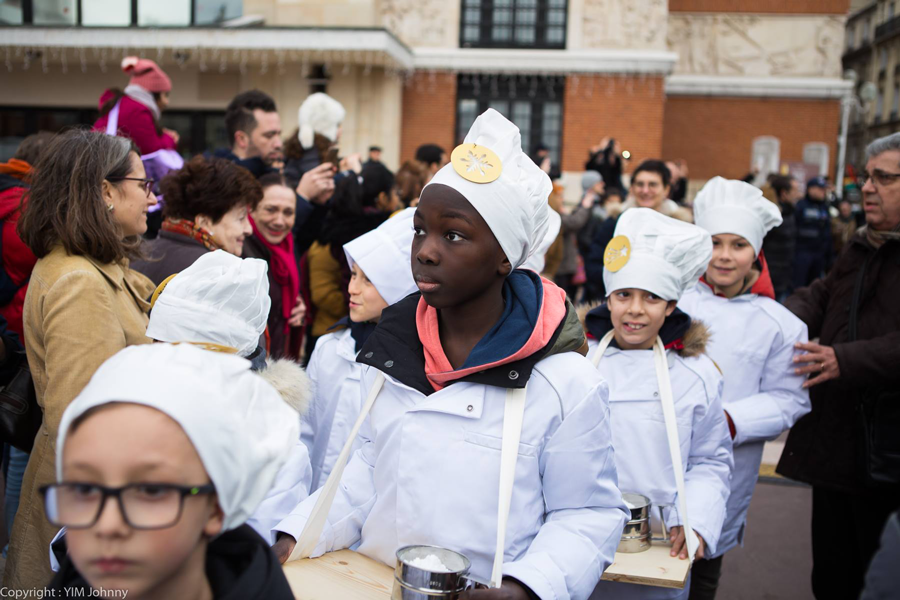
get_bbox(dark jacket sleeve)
[559,204,591,234]
[585,217,616,294]
[860,511,900,600]
[833,332,900,385]
[293,202,330,259]
[784,275,832,339]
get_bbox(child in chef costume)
[144,250,313,544]
[584,208,733,600]
[302,207,418,491]
[45,343,298,599]
[677,177,810,598]
[272,109,628,600]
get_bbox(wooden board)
[601,544,691,589]
[283,550,395,600]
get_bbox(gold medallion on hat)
[451,143,502,184]
[604,236,631,272]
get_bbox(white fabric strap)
[491,385,527,587]
[290,372,385,562]
[592,332,697,562]
[105,100,121,136]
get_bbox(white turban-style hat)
[56,343,299,532]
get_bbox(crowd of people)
[0,55,896,600]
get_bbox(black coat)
[762,201,797,299]
[777,231,900,491]
[285,147,331,259]
[242,234,303,360]
[131,230,210,287]
[48,524,295,600]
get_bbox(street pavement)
[717,434,814,600]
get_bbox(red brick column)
[662,96,842,181]
[400,72,457,164]
[561,75,667,173]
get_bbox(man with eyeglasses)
[777,132,900,600]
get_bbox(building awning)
[1,26,415,71]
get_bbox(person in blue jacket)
[791,176,834,289]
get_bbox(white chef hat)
[521,209,561,273]
[56,343,299,532]
[693,176,783,256]
[343,207,418,306]
[603,208,712,301]
[424,109,552,270]
[298,92,346,149]
[146,250,270,357]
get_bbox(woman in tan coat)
[3,130,157,590]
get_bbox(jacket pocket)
[463,430,539,458]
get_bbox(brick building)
[1,0,851,197]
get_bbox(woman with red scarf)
[244,173,307,359]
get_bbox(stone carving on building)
[581,0,668,50]
[668,15,845,78]
[378,0,452,48]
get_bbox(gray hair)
[865,132,900,161]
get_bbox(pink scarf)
[249,216,300,336]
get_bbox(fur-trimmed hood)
[577,301,709,358]
[256,358,312,416]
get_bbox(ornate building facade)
[1,0,851,194]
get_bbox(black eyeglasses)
[108,177,156,198]
[40,482,215,530]
[861,170,900,187]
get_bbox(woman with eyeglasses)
[3,130,158,591]
[131,156,262,286]
[43,343,297,599]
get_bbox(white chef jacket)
[678,282,810,556]
[587,338,733,600]
[276,352,629,600]
[246,439,312,544]
[302,329,363,491]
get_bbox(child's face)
[412,184,510,309]
[348,264,389,323]
[707,234,756,290]
[62,404,223,598]
[608,288,676,350]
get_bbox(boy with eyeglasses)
[43,343,297,600]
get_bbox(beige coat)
[3,245,154,590]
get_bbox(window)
[456,74,565,164]
[893,83,900,118]
[460,0,567,49]
[881,47,888,71]
[750,136,781,183]
[891,2,896,19]
[876,87,884,122]
[846,25,855,51]
[0,105,226,161]
[863,18,871,43]
[10,0,241,26]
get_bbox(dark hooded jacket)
[357,271,587,395]
[48,524,294,600]
[777,230,900,490]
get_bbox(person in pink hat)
[93,57,179,156]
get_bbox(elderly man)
[777,133,900,600]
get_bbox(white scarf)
[124,84,161,121]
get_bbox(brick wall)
[561,75,666,173]
[662,96,842,181]
[669,0,849,13]
[399,72,457,164]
